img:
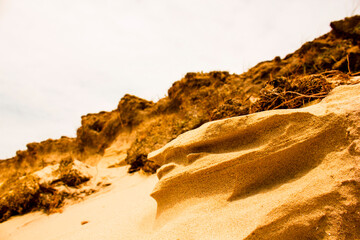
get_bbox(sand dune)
[1,83,360,239]
[149,83,360,239]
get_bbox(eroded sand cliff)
[1,82,359,240]
[1,15,360,239]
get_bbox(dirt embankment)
[1,15,360,180]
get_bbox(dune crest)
[148,83,360,239]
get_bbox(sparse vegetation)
[0,157,91,223]
[57,156,90,187]
[1,15,360,177]
[0,174,65,223]
[250,71,351,113]
[128,154,160,174]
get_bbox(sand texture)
[0,166,158,240]
[149,83,360,239]
[1,83,360,239]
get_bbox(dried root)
[250,71,351,113]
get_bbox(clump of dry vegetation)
[57,156,90,187]
[0,174,65,223]
[0,157,92,223]
[128,154,160,174]
[250,71,351,113]
[210,98,249,120]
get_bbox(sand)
[149,83,360,239]
[0,167,158,240]
[1,83,360,239]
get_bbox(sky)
[0,0,359,159]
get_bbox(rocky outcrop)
[148,83,360,239]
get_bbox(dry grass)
[250,71,350,113]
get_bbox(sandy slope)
[0,167,158,240]
[1,83,360,239]
[148,83,360,239]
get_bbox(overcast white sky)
[0,0,359,159]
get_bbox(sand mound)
[148,83,360,239]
